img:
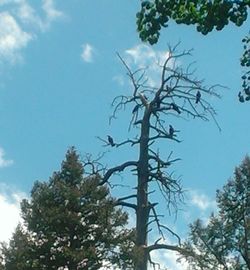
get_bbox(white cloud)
[189,191,216,211]
[0,12,32,64]
[81,43,94,63]
[0,194,20,242]
[17,2,37,23]
[17,1,45,31]
[124,44,172,87]
[125,44,169,67]
[148,237,189,270]
[16,0,63,31]
[0,0,63,64]
[0,184,26,242]
[42,0,63,22]
[0,147,13,168]
[150,249,189,270]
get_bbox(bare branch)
[149,124,181,143]
[116,138,140,147]
[100,161,138,185]
[117,194,137,202]
[148,252,161,270]
[117,52,146,97]
[115,201,137,211]
[82,152,107,176]
[148,202,165,239]
[146,243,194,257]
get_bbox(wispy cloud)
[0,0,63,65]
[0,12,32,64]
[16,0,63,31]
[124,44,171,87]
[81,43,95,63]
[189,190,216,211]
[150,250,189,270]
[42,0,63,22]
[125,44,169,68]
[17,2,39,26]
[113,44,174,89]
[0,147,13,168]
[0,183,26,242]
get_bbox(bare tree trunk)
[135,112,150,270]
[89,48,221,269]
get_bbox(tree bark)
[135,111,150,270]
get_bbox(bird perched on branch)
[169,125,174,138]
[155,95,161,108]
[107,135,115,147]
[170,103,181,114]
[196,90,201,104]
[132,104,140,114]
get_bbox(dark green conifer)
[2,148,133,270]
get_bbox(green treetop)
[1,148,133,270]
[136,0,250,101]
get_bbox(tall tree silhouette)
[86,45,222,270]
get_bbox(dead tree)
[84,44,221,270]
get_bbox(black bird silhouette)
[107,135,115,147]
[196,90,201,104]
[155,96,161,108]
[238,92,245,103]
[171,103,181,114]
[132,104,140,114]
[169,125,174,138]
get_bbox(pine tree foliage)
[181,156,250,270]
[1,224,34,270]
[0,257,3,270]
[1,147,134,270]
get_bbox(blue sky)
[0,1,249,269]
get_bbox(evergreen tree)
[182,156,250,269]
[0,247,5,270]
[1,224,35,270]
[2,147,133,270]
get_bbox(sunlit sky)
[0,1,249,269]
